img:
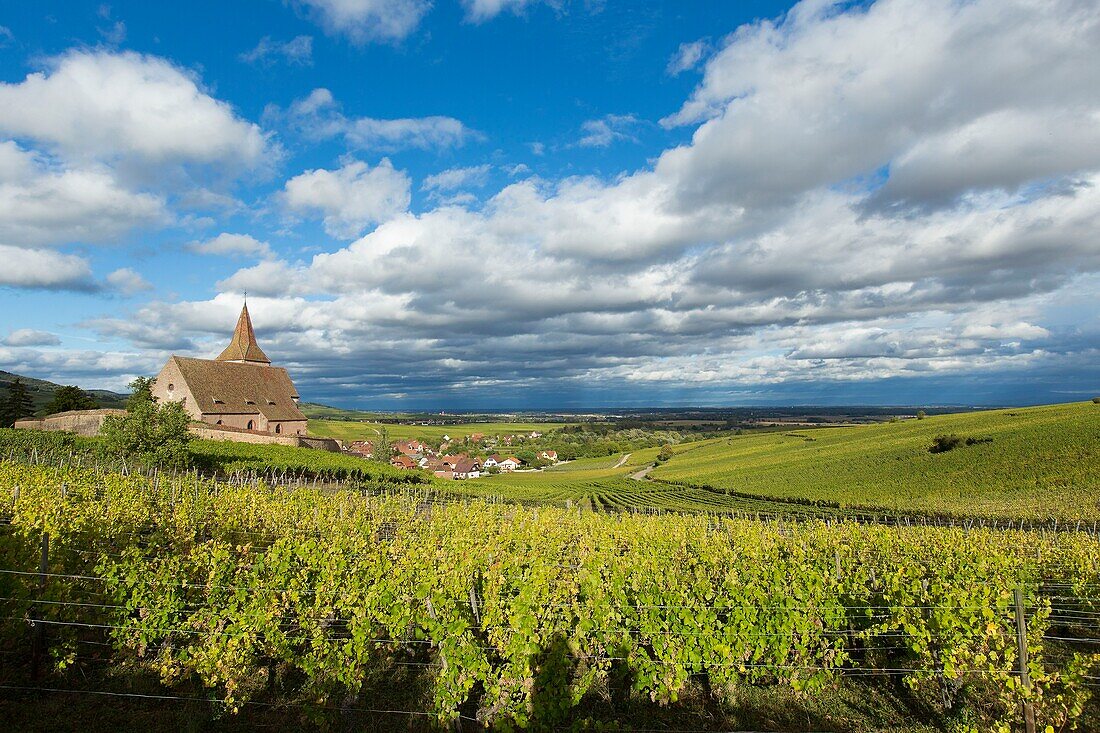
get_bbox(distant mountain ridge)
[0,369,129,414]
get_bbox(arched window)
[274,424,281,434]
[167,383,174,392]
[216,420,223,425]
[246,420,254,430]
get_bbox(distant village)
[346,433,559,479]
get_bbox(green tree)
[0,378,37,427]
[916,410,927,420]
[45,385,98,414]
[657,444,674,462]
[373,426,392,462]
[102,377,192,469]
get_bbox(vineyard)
[2,460,1100,731]
[649,401,1100,520]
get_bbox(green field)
[308,419,573,442]
[649,401,1099,520]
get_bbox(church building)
[151,304,308,436]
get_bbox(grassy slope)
[650,401,1099,519]
[308,419,573,442]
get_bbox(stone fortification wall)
[15,410,339,452]
[189,423,340,451]
[14,409,126,437]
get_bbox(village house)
[452,457,481,479]
[151,303,307,436]
[498,456,522,472]
[394,439,427,456]
[347,440,374,458]
[538,450,558,462]
[482,454,499,468]
[390,455,418,470]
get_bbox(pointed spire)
[216,302,271,364]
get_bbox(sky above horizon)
[0,0,1097,409]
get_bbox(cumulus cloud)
[462,0,544,23]
[0,142,166,247]
[577,114,641,147]
[666,40,708,75]
[279,88,477,152]
[3,329,61,347]
[422,164,492,192]
[656,0,1100,212]
[105,268,153,296]
[42,0,1100,403]
[282,158,411,238]
[0,50,271,173]
[0,245,96,291]
[293,0,431,43]
[187,233,274,259]
[240,35,313,66]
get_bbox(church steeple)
[216,302,271,365]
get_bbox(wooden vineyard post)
[1014,587,1036,733]
[30,532,50,680]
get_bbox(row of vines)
[1,461,1099,730]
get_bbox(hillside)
[649,401,1099,520]
[0,369,128,413]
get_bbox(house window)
[167,383,174,392]
[247,420,254,430]
[274,424,281,434]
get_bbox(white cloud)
[462,0,542,23]
[657,0,1100,210]
[0,245,95,291]
[0,50,271,172]
[282,158,411,238]
[3,329,61,347]
[666,40,708,75]
[422,164,491,192]
[577,113,640,147]
[281,88,477,152]
[294,0,431,43]
[187,233,274,259]
[0,142,166,247]
[54,0,1100,399]
[105,268,153,296]
[240,35,314,66]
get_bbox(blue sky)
[0,0,1097,409]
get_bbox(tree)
[657,444,674,462]
[916,410,927,420]
[45,385,98,414]
[0,378,37,427]
[102,377,192,469]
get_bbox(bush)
[930,434,993,453]
[1092,397,1100,404]
[657,444,674,462]
[929,434,964,453]
[101,377,192,470]
[916,410,926,420]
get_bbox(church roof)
[170,356,306,421]
[216,303,271,364]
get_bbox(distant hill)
[650,400,1100,520]
[0,369,129,414]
